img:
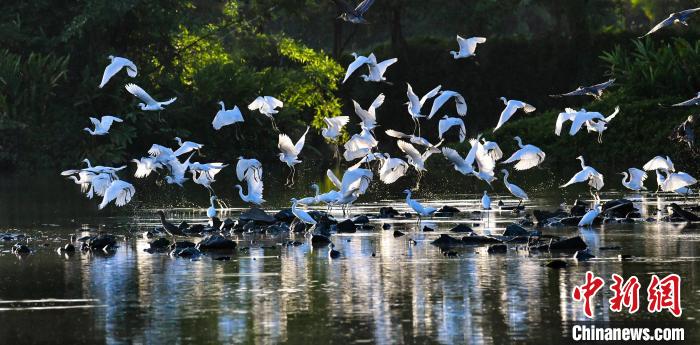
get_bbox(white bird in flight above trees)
[385,129,441,149]
[584,106,620,143]
[99,56,137,88]
[84,116,123,136]
[560,156,604,191]
[438,116,466,143]
[131,157,163,178]
[125,83,177,111]
[98,180,136,209]
[668,91,700,107]
[450,36,486,59]
[493,97,536,131]
[321,116,350,141]
[248,96,283,132]
[555,108,606,137]
[428,90,467,119]
[501,136,546,170]
[173,137,203,157]
[352,93,384,131]
[639,7,700,38]
[377,153,409,184]
[342,53,397,83]
[620,168,648,191]
[278,126,310,186]
[643,156,675,172]
[406,83,441,135]
[212,101,244,130]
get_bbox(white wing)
[325,116,350,131]
[99,61,123,88]
[278,134,297,155]
[342,55,369,83]
[264,96,283,108]
[420,85,442,106]
[555,111,574,136]
[98,180,135,209]
[294,126,310,153]
[125,83,157,105]
[236,158,261,181]
[441,147,467,167]
[385,129,410,139]
[213,106,243,130]
[326,169,342,189]
[353,100,375,127]
[494,102,518,131]
[397,140,422,162]
[248,96,265,111]
[428,91,453,118]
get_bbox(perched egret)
[640,8,700,38]
[406,83,441,135]
[125,83,176,111]
[352,93,384,131]
[248,96,283,132]
[278,126,310,186]
[403,189,437,222]
[207,196,217,218]
[560,156,604,191]
[428,90,467,119]
[438,116,466,143]
[290,198,317,227]
[578,204,601,227]
[481,191,491,210]
[584,106,620,143]
[98,180,135,209]
[494,97,536,131]
[333,0,376,24]
[212,101,244,131]
[84,116,123,136]
[450,36,486,59]
[501,169,529,206]
[550,79,615,99]
[620,168,648,191]
[99,56,137,88]
[501,136,546,170]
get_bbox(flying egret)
[352,93,384,131]
[297,184,321,205]
[63,170,113,199]
[236,157,262,182]
[428,90,467,119]
[555,108,606,136]
[481,191,491,210]
[584,106,620,143]
[189,161,227,194]
[362,53,397,83]
[406,83,441,135]
[278,126,309,186]
[322,116,350,141]
[290,198,317,228]
[403,189,437,222]
[494,97,536,131]
[125,83,176,111]
[173,137,203,157]
[98,180,135,209]
[163,152,194,187]
[344,125,378,161]
[550,79,615,99]
[235,173,265,205]
[620,168,648,191]
[385,129,441,149]
[661,170,697,192]
[207,196,217,218]
[450,36,486,59]
[501,136,546,170]
[643,156,675,172]
[501,169,529,206]
[342,53,370,83]
[248,96,283,132]
[398,140,440,189]
[480,138,503,160]
[332,0,375,23]
[84,116,123,136]
[639,7,700,38]
[349,152,384,170]
[560,156,605,191]
[578,204,601,227]
[99,56,137,88]
[378,153,409,184]
[438,116,466,143]
[131,157,163,178]
[212,101,244,132]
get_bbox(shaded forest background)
[2,0,700,180]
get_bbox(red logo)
[572,271,605,318]
[647,274,682,317]
[609,273,641,314]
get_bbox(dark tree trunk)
[333,19,343,58]
[389,1,408,60]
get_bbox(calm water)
[0,171,699,344]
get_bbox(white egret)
[398,140,440,188]
[441,136,494,183]
[555,108,606,136]
[578,204,601,227]
[84,116,123,136]
[620,168,647,191]
[494,97,536,131]
[584,106,620,143]
[481,191,491,210]
[236,157,262,182]
[98,180,135,209]
[248,96,283,132]
[501,169,529,205]
[278,126,310,186]
[560,156,604,191]
[99,56,137,88]
[640,8,700,38]
[428,90,467,119]
[207,196,217,218]
[189,162,227,194]
[501,136,546,170]
[438,116,466,143]
[403,189,437,222]
[362,53,397,83]
[349,152,384,170]
[661,170,697,192]
[321,116,350,141]
[378,153,409,184]
[125,83,176,111]
[297,184,321,205]
[173,137,203,157]
[212,101,244,131]
[385,129,441,149]
[480,137,503,160]
[344,125,378,161]
[131,157,163,178]
[290,198,317,227]
[406,83,441,135]
[450,36,486,59]
[235,174,265,205]
[643,156,675,172]
[163,152,194,186]
[352,93,384,131]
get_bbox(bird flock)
[61,4,700,225]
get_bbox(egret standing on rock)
[125,83,176,111]
[99,56,137,88]
[278,126,309,186]
[403,189,437,223]
[450,36,486,59]
[248,96,283,132]
[494,97,536,131]
[290,198,317,228]
[207,196,217,218]
[620,168,648,191]
[501,169,528,206]
[84,116,123,136]
[578,204,601,227]
[481,191,491,210]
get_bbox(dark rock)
[502,224,529,237]
[518,218,534,227]
[170,241,196,251]
[599,245,622,251]
[77,236,92,242]
[669,203,700,222]
[12,243,30,254]
[549,236,588,251]
[393,230,405,237]
[149,237,171,250]
[208,217,222,229]
[626,212,641,219]
[336,219,357,233]
[185,224,205,234]
[618,254,633,260]
[504,236,530,244]
[358,224,375,230]
[533,209,567,224]
[170,246,201,258]
[196,234,236,251]
[546,260,567,269]
[311,234,332,247]
[178,221,189,231]
[379,206,400,218]
[461,233,502,245]
[435,205,460,217]
[382,223,391,230]
[371,252,376,257]
[570,199,588,216]
[487,244,507,253]
[422,225,435,232]
[62,243,76,252]
[602,199,636,218]
[85,234,117,251]
[290,218,309,233]
[265,224,289,234]
[449,224,474,233]
[403,212,413,218]
[284,240,303,247]
[560,216,583,226]
[443,250,459,257]
[430,234,463,248]
[574,249,595,261]
[220,218,236,231]
[274,209,296,223]
[240,208,276,224]
[213,256,231,261]
[329,248,341,259]
[351,215,370,224]
[242,221,257,233]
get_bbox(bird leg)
[289,166,296,187]
[270,118,280,133]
